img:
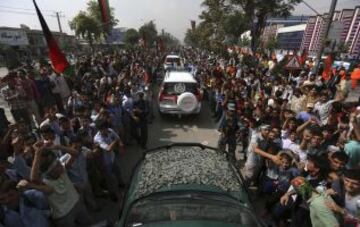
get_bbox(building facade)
[300,6,360,58]
[0,26,77,57]
[277,24,306,50]
[261,15,310,48]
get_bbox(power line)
[0,5,54,12]
[0,9,53,17]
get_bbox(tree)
[336,41,350,55]
[86,0,118,35]
[184,29,199,47]
[69,11,101,48]
[199,0,228,52]
[238,36,251,47]
[138,21,158,48]
[69,0,118,46]
[185,0,247,53]
[229,0,302,52]
[222,10,247,45]
[157,32,180,50]
[265,35,279,52]
[124,28,140,46]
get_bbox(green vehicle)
[117,143,263,227]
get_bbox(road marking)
[201,141,209,145]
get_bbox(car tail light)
[159,88,165,101]
[195,88,202,101]
[159,88,177,103]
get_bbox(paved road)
[119,100,220,183]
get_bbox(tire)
[177,92,198,113]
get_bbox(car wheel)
[177,92,198,113]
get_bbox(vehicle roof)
[165,55,180,59]
[118,144,253,226]
[163,71,197,83]
[132,146,245,201]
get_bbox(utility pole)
[312,0,337,75]
[55,11,63,33]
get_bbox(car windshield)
[165,57,181,65]
[125,193,258,226]
[163,82,197,95]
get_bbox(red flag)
[299,49,308,66]
[33,0,69,73]
[98,0,111,32]
[322,54,333,81]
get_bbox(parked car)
[158,70,202,116]
[117,143,263,227]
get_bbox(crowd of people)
[186,49,360,227]
[0,49,162,227]
[0,45,360,227]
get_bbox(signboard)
[0,30,29,46]
[285,55,301,70]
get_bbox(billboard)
[0,29,29,46]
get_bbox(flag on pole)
[322,54,334,81]
[98,0,111,32]
[33,0,69,73]
[299,49,308,66]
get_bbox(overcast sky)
[0,0,358,41]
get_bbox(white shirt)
[282,138,307,162]
[314,100,336,125]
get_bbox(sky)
[0,0,358,41]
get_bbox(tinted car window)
[165,58,181,65]
[163,83,197,95]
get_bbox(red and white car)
[158,71,202,116]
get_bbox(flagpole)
[312,0,337,75]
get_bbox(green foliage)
[228,0,302,52]
[69,11,101,47]
[242,54,258,68]
[138,21,158,48]
[223,11,247,45]
[158,32,180,49]
[238,36,251,47]
[86,0,118,33]
[265,35,279,52]
[69,0,118,46]
[271,56,288,76]
[124,28,140,46]
[184,29,199,47]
